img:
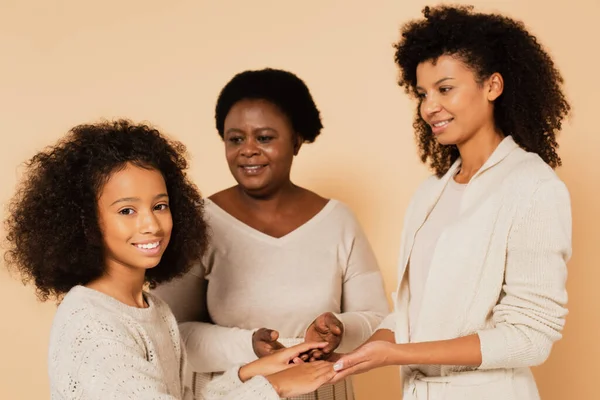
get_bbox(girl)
[4,120,336,399]
[331,5,572,400]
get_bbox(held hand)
[303,312,344,360]
[330,341,396,383]
[240,341,329,381]
[266,361,336,398]
[252,328,285,358]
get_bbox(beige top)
[409,178,466,339]
[49,286,280,400]
[378,136,572,399]
[154,199,389,400]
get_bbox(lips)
[430,118,453,135]
[239,164,267,175]
[132,240,163,256]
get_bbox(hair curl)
[215,68,323,143]
[4,119,208,302]
[394,5,571,176]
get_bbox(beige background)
[1,0,598,399]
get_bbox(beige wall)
[1,1,597,398]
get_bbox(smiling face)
[96,163,173,275]
[223,98,301,197]
[415,55,502,147]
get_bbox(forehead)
[416,55,476,87]
[224,99,290,128]
[99,164,166,201]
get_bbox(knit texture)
[49,286,279,400]
[154,199,389,400]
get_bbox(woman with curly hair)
[3,120,337,400]
[330,5,572,399]
[153,68,389,399]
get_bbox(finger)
[271,340,285,351]
[331,362,369,382]
[315,315,330,333]
[255,328,272,342]
[283,341,329,358]
[325,314,343,335]
[292,357,304,364]
[269,330,280,342]
[310,350,323,360]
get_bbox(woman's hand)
[303,312,344,360]
[266,361,336,398]
[330,340,397,383]
[252,328,284,358]
[239,341,328,381]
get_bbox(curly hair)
[4,120,208,302]
[215,68,323,143]
[394,5,571,176]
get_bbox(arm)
[333,180,571,376]
[331,220,390,353]
[477,179,571,369]
[152,264,258,373]
[201,342,336,400]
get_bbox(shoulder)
[502,148,569,200]
[50,287,139,348]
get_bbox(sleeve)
[198,367,279,400]
[74,338,186,400]
[152,264,258,373]
[477,180,572,369]
[332,216,391,353]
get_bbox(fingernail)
[333,362,343,371]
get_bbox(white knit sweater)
[379,136,572,399]
[48,286,280,400]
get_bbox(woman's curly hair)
[394,5,571,176]
[215,68,323,143]
[4,119,208,302]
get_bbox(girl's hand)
[266,361,336,397]
[239,341,328,381]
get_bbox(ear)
[293,134,303,156]
[486,72,504,102]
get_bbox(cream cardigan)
[379,136,572,399]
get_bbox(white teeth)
[433,120,451,127]
[244,166,262,170]
[136,242,159,249]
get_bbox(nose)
[240,137,260,157]
[138,210,160,235]
[422,95,442,117]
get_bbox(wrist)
[385,342,405,366]
[265,374,282,396]
[238,364,254,382]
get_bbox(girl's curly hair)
[4,119,208,302]
[394,5,571,176]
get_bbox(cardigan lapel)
[397,160,462,289]
[395,135,519,307]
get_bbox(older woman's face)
[223,99,300,197]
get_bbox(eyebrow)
[110,193,169,206]
[225,127,277,136]
[415,77,455,91]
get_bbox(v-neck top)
[155,198,389,400]
[205,197,339,245]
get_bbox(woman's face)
[415,55,502,147]
[223,99,301,197]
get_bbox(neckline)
[205,198,338,245]
[72,285,158,320]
